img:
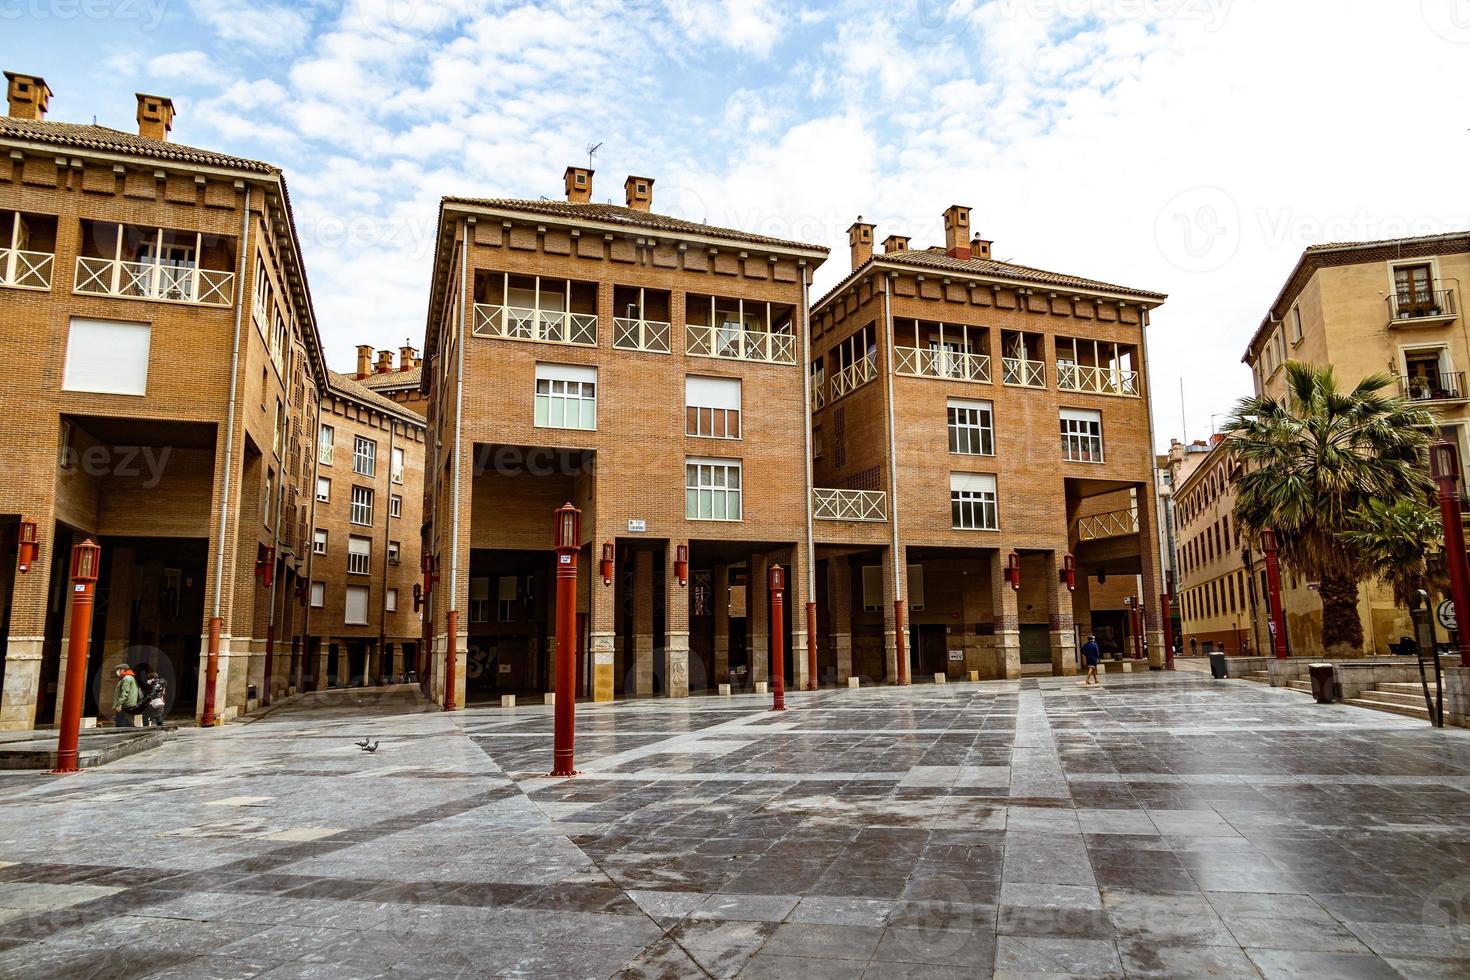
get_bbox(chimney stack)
[624,175,654,212]
[135,93,175,142]
[882,234,910,254]
[564,166,593,203]
[356,345,373,380]
[943,205,972,260]
[376,350,393,374]
[5,72,50,120]
[971,233,992,261]
[399,344,417,371]
[847,217,875,271]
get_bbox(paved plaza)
[2,673,1470,978]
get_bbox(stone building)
[0,71,325,727]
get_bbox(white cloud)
[148,50,227,86]
[187,0,314,54]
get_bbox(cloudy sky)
[10,0,1470,446]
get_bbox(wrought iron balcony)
[686,323,796,364]
[473,304,597,346]
[812,487,887,522]
[1387,288,1457,326]
[74,256,234,306]
[0,247,53,290]
[612,317,671,353]
[830,352,877,401]
[1001,356,1046,388]
[894,345,991,383]
[1057,363,1139,396]
[1076,507,1139,541]
[1401,371,1467,404]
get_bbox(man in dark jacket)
[1079,635,1101,687]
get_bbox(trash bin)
[1308,662,1335,703]
[1209,652,1227,679]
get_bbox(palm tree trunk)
[1319,572,1364,655]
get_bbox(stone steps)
[1354,686,1430,709]
[1286,679,1314,694]
[1241,671,1271,683]
[1343,695,1429,721]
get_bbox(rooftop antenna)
[586,141,602,171]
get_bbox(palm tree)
[1223,362,1436,654]
[1340,498,1445,608]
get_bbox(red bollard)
[805,601,817,691]
[551,503,581,775]
[261,623,275,708]
[444,609,458,711]
[769,564,786,711]
[201,616,221,727]
[53,539,102,774]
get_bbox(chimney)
[564,166,593,203]
[399,344,417,371]
[135,93,175,142]
[5,72,50,120]
[847,217,875,271]
[882,234,910,254]
[356,345,373,380]
[971,233,993,260]
[943,205,972,260]
[376,350,393,374]
[624,175,654,212]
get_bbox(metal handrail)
[473,304,598,346]
[686,322,797,364]
[1387,288,1457,323]
[612,317,672,353]
[1057,362,1139,396]
[1002,356,1046,387]
[1401,371,1466,403]
[0,247,54,289]
[74,255,234,306]
[1076,508,1139,541]
[830,352,877,400]
[894,345,991,383]
[812,487,887,522]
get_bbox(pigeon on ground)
[354,738,370,748]
[361,740,379,753]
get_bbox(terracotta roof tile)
[881,247,1166,300]
[359,365,422,390]
[0,117,275,173]
[327,371,424,421]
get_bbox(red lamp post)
[1161,570,1176,671]
[53,539,101,774]
[551,502,581,776]
[1431,440,1470,667]
[769,563,786,711]
[16,520,38,574]
[1259,529,1289,660]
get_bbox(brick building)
[355,343,427,415]
[0,72,326,727]
[304,370,425,689]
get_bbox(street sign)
[1438,599,1457,631]
[626,519,646,533]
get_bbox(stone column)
[749,553,769,686]
[632,549,653,696]
[0,511,55,731]
[1134,483,1167,668]
[788,545,811,692]
[882,544,907,683]
[713,563,730,685]
[367,639,382,687]
[990,550,1021,679]
[315,639,331,692]
[1046,551,1078,677]
[829,557,853,683]
[666,547,690,697]
[590,542,616,702]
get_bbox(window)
[950,472,998,530]
[345,584,369,625]
[313,528,328,555]
[350,486,374,525]
[686,458,742,521]
[310,581,325,608]
[386,588,398,613]
[686,376,741,438]
[470,576,491,623]
[391,446,405,484]
[947,398,994,456]
[347,536,371,576]
[388,540,401,565]
[498,576,519,622]
[63,318,151,395]
[534,363,597,430]
[1060,409,1104,462]
[390,494,402,518]
[316,477,331,502]
[353,436,376,476]
[252,255,272,328]
[318,424,334,465]
[861,565,883,611]
[263,469,274,528]
[1289,306,1303,345]
[813,423,823,460]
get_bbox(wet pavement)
[1,671,1469,977]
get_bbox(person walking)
[138,664,167,727]
[1079,635,1101,686]
[111,663,140,727]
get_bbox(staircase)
[1343,682,1433,721]
[1242,670,1271,684]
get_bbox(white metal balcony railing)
[74,256,234,306]
[318,445,334,466]
[810,382,827,411]
[1057,362,1140,396]
[894,345,992,383]
[812,487,888,522]
[686,323,797,364]
[830,353,878,400]
[1076,508,1139,541]
[612,317,672,353]
[0,248,54,289]
[1002,357,1046,387]
[473,303,598,347]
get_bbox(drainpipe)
[299,390,323,693]
[445,220,469,711]
[798,267,818,690]
[202,182,251,727]
[378,419,396,683]
[261,413,287,707]
[1139,306,1166,660]
[880,273,907,685]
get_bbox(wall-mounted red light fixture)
[1005,551,1021,591]
[16,519,38,574]
[600,542,615,586]
[1060,554,1076,592]
[674,543,689,588]
[413,582,424,612]
[255,544,275,589]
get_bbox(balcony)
[613,317,672,354]
[1401,371,1467,404]
[1002,357,1046,388]
[811,383,827,411]
[473,304,597,347]
[1076,508,1139,541]
[830,352,877,401]
[74,256,234,306]
[1057,362,1139,396]
[0,247,53,290]
[812,487,887,522]
[686,323,796,364]
[1388,289,1457,328]
[894,345,991,384]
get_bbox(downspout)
[880,273,907,685]
[261,407,287,706]
[798,267,818,690]
[1139,305,1166,664]
[201,182,251,727]
[299,389,322,693]
[445,219,469,711]
[378,418,396,682]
